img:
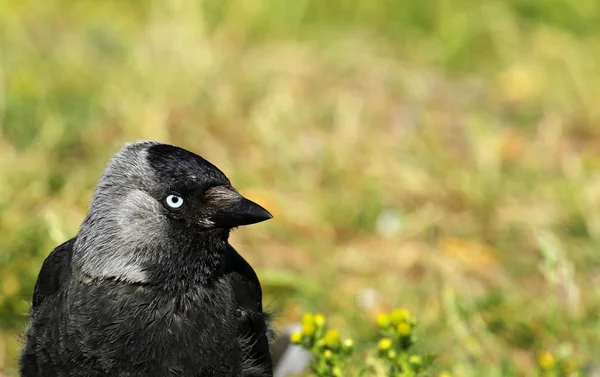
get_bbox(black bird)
[20,141,274,377]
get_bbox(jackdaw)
[20,140,274,377]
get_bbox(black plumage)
[20,141,274,377]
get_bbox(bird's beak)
[205,186,273,228]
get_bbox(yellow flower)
[390,308,410,325]
[302,313,315,327]
[376,313,391,328]
[387,350,397,360]
[314,314,326,328]
[332,367,342,377]
[538,351,556,370]
[439,372,452,377]
[290,331,302,344]
[302,323,316,337]
[378,337,392,351]
[324,329,341,348]
[323,349,333,360]
[396,322,411,336]
[409,355,422,365]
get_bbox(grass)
[1,0,600,375]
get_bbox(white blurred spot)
[355,287,382,312]
[375,208,404,238]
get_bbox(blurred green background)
[1,0,600,375]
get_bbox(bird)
[20,140,275,377]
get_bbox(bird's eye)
[165,194,184,209]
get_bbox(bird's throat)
[148,232,230,291]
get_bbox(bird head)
[72,141,272,284]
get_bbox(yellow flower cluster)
[289,309,444,377]
[537,350,580,375]
[290,313,353,377]
[375,308,434,376]
[376,308,416,352]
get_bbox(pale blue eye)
[165,194,184,208]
